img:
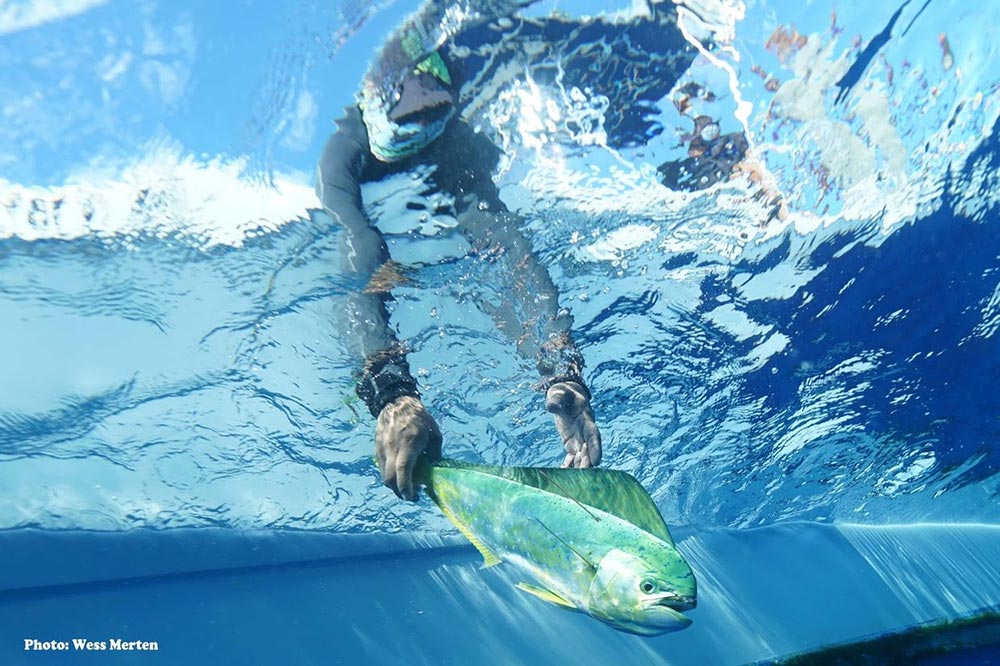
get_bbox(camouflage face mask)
[359,29,456,162]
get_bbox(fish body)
[418,460,697,635]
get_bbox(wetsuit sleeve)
[433,121,589,395]
[316,107,420,417]
[459,204,588,395]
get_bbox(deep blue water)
[1,0,999,661]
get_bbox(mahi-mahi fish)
[416,460,697,635]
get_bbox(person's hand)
[375,395,442,501]
[546,381,602,468]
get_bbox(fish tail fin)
[438,501,502,568]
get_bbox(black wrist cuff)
[536,335,584,378]
[356,348,420,418]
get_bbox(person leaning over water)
[316,1,747,500]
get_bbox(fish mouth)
[647,592,696,611]
[653,605,692,630]
[600,603,693,636]
[616,593,695,633]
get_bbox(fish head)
[586,547,697,636]
[359,27,456,162]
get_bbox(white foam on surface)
[0,0,107,35]
[0,142,318,247]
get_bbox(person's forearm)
[456,204,586,390]
[317,109,420,416]
[435,117,586,389]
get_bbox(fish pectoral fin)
[439,503,502,568]
[515,582,576,609]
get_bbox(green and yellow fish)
[417,460,697,636]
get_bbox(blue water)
[1,0,999,662]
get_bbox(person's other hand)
[546,381,602,468]
[375,395,442,501]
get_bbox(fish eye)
[639,579,656,594]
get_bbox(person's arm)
[316,108,442,499]
[433,121,602,467]
[460,205,602,468]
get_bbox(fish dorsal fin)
[432,460,674,545]
[515,582,576,609]
[437,500,502,568]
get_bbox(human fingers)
[562,428,582,455]
[584,421,602,466]
[396,447,419,502]
[564,444,591,468]
[375,429,395,484]
[563,429,591,469]
[381,443,401,498]
[375,433,388,473]
[562,451,576,468]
